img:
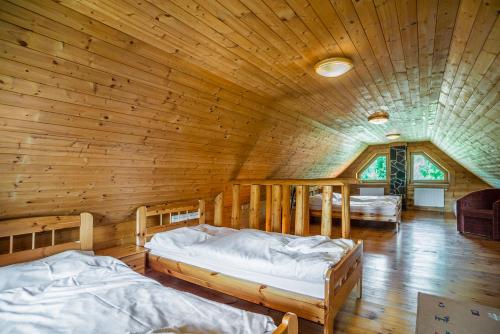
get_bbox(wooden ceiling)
[61,0,499,185]
[0,0,498,222]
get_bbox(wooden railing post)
[281,185,291,234]
[249,185,260,229]
[294,185,310,236]
[265,185,272,232]
[214,192,223,227]
[272,185,282,232]
[341,184,351,238]
[321,185,333,237]
[198,199,206,225]
[136,206,147,246]
[231,184,240,229]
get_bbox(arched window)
[411,152,448,182]
[358,154,388,182]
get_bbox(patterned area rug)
[416,292,500,334]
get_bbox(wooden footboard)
[148,254,326,323]
[324,240,363,334]
[148,240,363,334]
[273,313,298,334]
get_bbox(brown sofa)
[457,189,499,240]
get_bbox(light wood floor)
[146,210,500,333]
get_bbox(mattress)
[146,225,355,299]
[0,250,276,334]
[309,193,401,216]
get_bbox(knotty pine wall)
[0,1,361,249]
[338,141,491,212]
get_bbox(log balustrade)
[214,178,358,238]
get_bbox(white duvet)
[146,225,354,285]
[0,250,276,334]
[309,193,401,215]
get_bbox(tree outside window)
[412,153,446,181]
[359,155,387,181]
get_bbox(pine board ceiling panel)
[58,0,498,185]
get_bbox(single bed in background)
[137,200,363,334]
[0,213,297,334]
[309,192,402,230]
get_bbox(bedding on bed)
[0,250,276,334]
[309,193,401,215]
[145,225,354,298]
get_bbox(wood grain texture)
[147,210,500,334]
[0,212,93,265]
[339,141,491,212]
[0,1,498,241]
[249,184,261,229]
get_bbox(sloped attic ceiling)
[57,0,499,186]
[0,0,498,222]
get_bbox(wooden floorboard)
[146,210,500,333]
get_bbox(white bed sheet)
[146,225,355,299]
[0,250,276,334]
[309,193,401,216]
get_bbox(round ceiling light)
[386,132,401,140]
[368,111,389,124]
[314,57,353,77]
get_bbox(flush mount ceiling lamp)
[386,132,401,140]
[314,57,353,77]
[367,111,389,124]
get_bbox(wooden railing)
[214,178,358,238]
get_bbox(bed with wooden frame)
[137,200,363,334]
[309,191,402,231]
[0,212,297,334]
[0,212,93,266]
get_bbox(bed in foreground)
[0,213,297,334]
[137,201,363,334]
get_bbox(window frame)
[410,151,449,184]
[356,153,389,183]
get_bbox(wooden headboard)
[136,200,205,246]
[0,213,93,266]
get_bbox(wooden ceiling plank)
[278,0,378,114]
[329,0,399,113]
[309,0,386,110]
[351,0,405,111]
[10,0,290,107]
[58,0,284,97]
[433,0,498,143]
[436,6,500,144]
[170,0,358,117]
[217,0,367,118]
[431,0,482,139]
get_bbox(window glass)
[413,154,446,181]
[359,155,387,181]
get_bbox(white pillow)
[0,250,113,292]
